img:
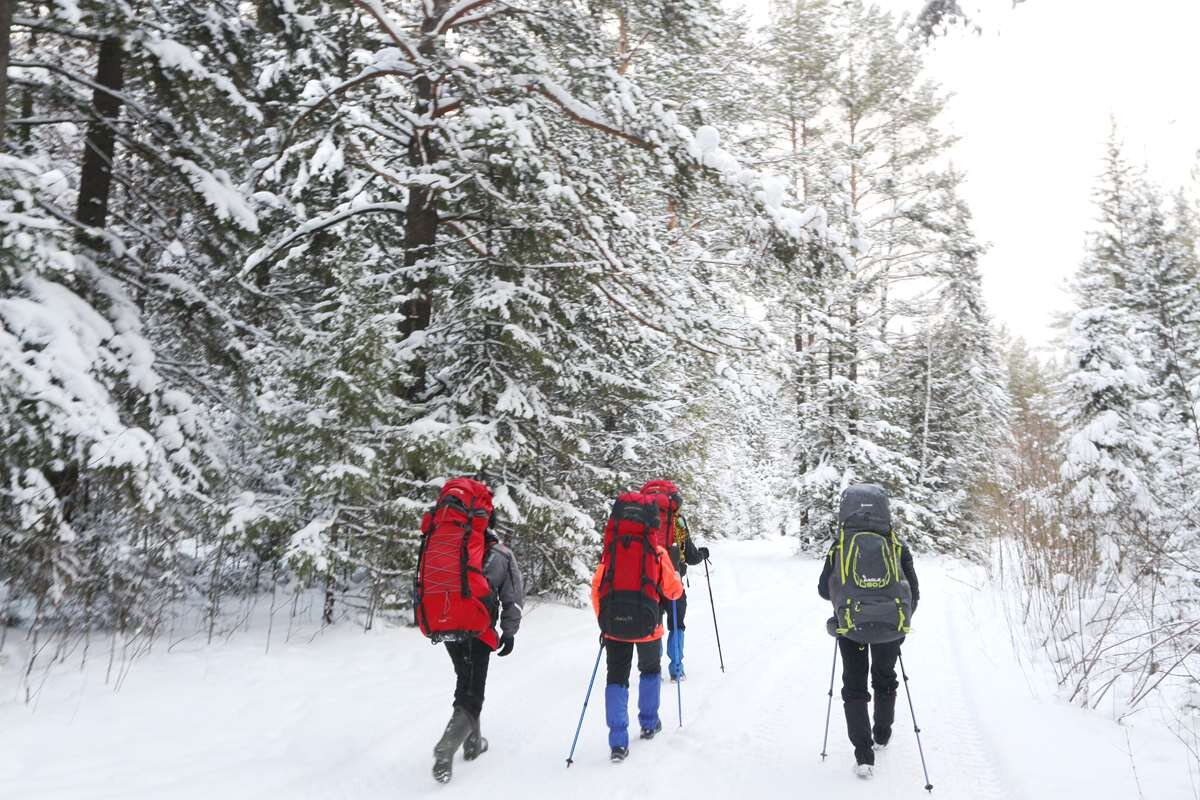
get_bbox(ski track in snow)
[1,538,1194,800]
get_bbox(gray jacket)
[483,541,524,638]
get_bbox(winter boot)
[640,719,663,740]
[463,710,488,761]
[610,746,629,762]
[873,691,896,747]
[855,763,875,779]
[432,706,472,784]
[637,672,661,734]
[667,629,686,680]
[844,701,875,768]
[605,683,630,750]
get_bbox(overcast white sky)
[743,0,1200,351]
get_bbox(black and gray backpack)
[827,484,912,644]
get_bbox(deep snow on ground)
[2,538,1195,799]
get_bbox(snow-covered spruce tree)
[246,0,824,605]
[1045,136,1200,713]
[1,1,272,656]
[888,175,1011,552]
[1058,139,1164,573]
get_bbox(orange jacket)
[591,545,684,643]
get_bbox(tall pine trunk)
[401,2,451,397]
[75,36,124,241]
[0,0,12,144]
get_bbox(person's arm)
[590,563,605,619]
[495,546,525,639]
[818,546,834,601]
[656,546,684,601]
[900,544,919,608]
[679,517,707,565]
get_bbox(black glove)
[497,634,515,657]
[698,546,710,560]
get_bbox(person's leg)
[605,641,634,750]
[666,593,688,679]
[448,636,490,718]
[869,640,901,746]
[838,637,874,766]
[434,641,478,782]
[636,639,663,732]
[463,637,493,759]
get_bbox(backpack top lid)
[605,492,663,541]
[838,483,890,534]
[439,477,494,516]
[640,479,682,511]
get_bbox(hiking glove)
[697,547,710,560]
[497,635,515,657]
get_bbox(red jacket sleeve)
[591,563,605,618]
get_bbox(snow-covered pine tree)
[760,0,964,546]
[246,0,826,603]
[1,0,275,654]
[588,3,796,539]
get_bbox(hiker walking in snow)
[818,483,919,779]
[592,491,685,762]
[640,479,709,681]
[413,477,525,784]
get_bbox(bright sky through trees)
[745,0,1200,349]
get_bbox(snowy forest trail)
[1,539,1194,800]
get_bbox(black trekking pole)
[898,651,934,792]
[702,557,725,673]
[820,638,838,760]
[566,639,605,767]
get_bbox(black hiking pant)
[446,637,492,718]
[605,638,663,686]
[838,637,902,765]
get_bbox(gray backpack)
[827,484,912,644]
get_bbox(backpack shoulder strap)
[836,526,851,586]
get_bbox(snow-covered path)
[1,539,1194,799]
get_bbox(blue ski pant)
[604,639,662,748]
[662,593,687,678]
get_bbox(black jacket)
[669,515,704,577]
[818,537,919,607]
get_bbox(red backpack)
[414,478,497,646]
[597,492,667,640]
[640,479,682,550]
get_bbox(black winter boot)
[463,710,489,761]
[844,701,874,766]
[432,707,473,783]
[873,692,896,747]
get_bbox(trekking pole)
[820,638,838,760]
[566,639,605,767]
[671,598,683,727]
[898,651,934,792]
[702,557,725,673]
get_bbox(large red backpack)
[414,478,497,646]
[641,479,682,550]
[597,492,666,640]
